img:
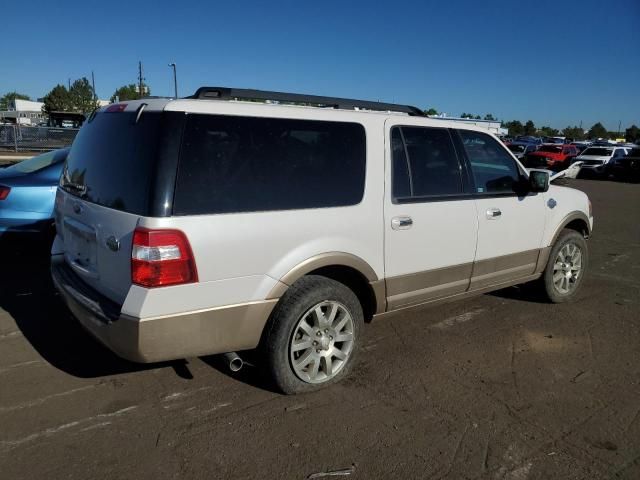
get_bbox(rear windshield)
[581,147,612,156]
[61,111,163,214]
[173,114,366,215]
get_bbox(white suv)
[51,87,593,393]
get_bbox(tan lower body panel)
[60,286,278,363]
[383,249,548,313]
[469,249,540,289]
[386,263,472,309]
[374,273,542,321]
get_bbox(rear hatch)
[56,99,181,305]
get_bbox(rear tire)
[260,275,364,394]
[540,229,588,303]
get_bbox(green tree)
[504,120,524,137]
[42,84,72,114]
[424,107,438,116]
[461,113,481,119]
[483,113,496,121]
[562,126,585,141]
[587,122,608,139]
[69,77,98,115]
[0,91,31,110]
[110,83,151,103]
[523,120,536,136]
[538,126,560,137]
[625,124,640,143]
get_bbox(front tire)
[540,229,588,303]
[260,275,364,394]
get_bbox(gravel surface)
[1,178,638,479]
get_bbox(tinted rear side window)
[173,115,366,215]
[62,111,164,214]
[397,126,463,198]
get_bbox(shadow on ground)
[0,236,190,379]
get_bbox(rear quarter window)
[173,114,366,215]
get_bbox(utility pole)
[168,63,178,99]
[68,78,71,90]
[138,61,145,98]
[91,71,97,101]
[618,120,622,137]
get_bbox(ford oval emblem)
[106,236,120,252]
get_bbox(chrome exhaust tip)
[223,352,243,372]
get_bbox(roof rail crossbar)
[189,87,425,116]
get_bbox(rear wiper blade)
[62,181,87,195]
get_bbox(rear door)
[383,122,478,309]
[455,129,545,289]
[56,102,176,304]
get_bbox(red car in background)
[523,144,579,171]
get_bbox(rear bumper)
[0,214,52,234]
[51,255,278,363]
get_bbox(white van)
[51,87,593,393]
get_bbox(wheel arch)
[550,211,591,246]
[268,252,386,320]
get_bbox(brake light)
[106,103,127,113]
[131,228,198,288]
[0,186,10,200]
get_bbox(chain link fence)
[0,124,79,152]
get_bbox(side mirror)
[528,169,549,192]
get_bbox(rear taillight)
[106,103,127,113]
[131,228,198,288]
[0,186,10,200]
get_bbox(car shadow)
[489,282,550,304]
[199,351,280,394]
[0,237,189,379]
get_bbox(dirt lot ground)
[1,179,638,479]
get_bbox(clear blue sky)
[2,0,639,130]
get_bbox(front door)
[383,122,478,310]
[455,129,546,290]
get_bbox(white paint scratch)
[0,406,138,450]
[431,309,486,330]
[0,331,22,340]
[200,402,232,414]
[79,421,112,432]
[0,385,97,413]
[161,386,213,402]
[0,360,44,374]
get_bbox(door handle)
[486,208,502,219]
[391,216,413,230]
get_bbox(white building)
[0,98,46,125]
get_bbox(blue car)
[0,149,69,243]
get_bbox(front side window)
[458,130,521,194]
[174,115,366,215]
[391,126,463,201]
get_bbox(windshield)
[6,149,67,174]
[508,145,526,153]
[538,146,562,153]
[581,147,613,156]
